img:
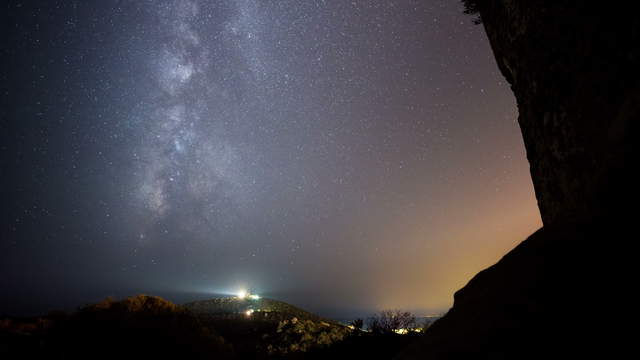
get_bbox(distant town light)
[249,294,260,300]
[245,309,254,316]
[237,290,247,299]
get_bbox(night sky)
[2,0,541,319]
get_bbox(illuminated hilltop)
[183,294,334,324]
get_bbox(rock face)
[478,1,637,226]
[399,2,637,358]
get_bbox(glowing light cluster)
[236,289,260,300]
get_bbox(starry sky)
[2,0,542,318]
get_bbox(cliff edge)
[399,2,637,358]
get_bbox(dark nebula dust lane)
[2,0,541,318]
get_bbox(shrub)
[264,317,352,355]
[367,310,417,335]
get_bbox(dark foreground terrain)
[0,295,422,359]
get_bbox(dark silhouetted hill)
[183,296,349,358]
[398,221,626,359]
[184,296,333,323]
[1,295,233,359]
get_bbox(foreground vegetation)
[0,295,431,359]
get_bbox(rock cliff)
[399,2,637,358]
[478,1,637,225]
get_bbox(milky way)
[133,1,251,232]
[3,0,541,318]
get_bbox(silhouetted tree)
[367,310,416,335]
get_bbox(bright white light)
[237,290,247,299]
[245,309,254,316]
[249,294,260,300]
